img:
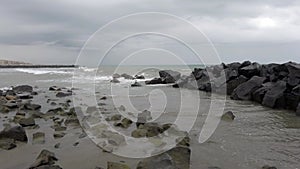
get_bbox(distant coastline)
[0,59,78,68]
[0,65,78,68]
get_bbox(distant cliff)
[0,59,31,65]
[0,59,78,68]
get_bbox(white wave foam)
[15,68,73,75]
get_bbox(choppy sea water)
[0,66,299,169]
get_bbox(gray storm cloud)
[0,0,299,66]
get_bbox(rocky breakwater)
[146,61,300,116]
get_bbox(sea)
[0,66,299,169]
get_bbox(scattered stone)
[107,162,130,169]
[25,103,42,110]
[73,142,79,146]
[56,92,72,98]
[118,105,126,111]
[54,143,60,149]
[221,111,235,121]
[131,129,148,138]
[0,126,28,142]
[131,81,142,87]
[64,116,80,126]
[114,118,133,128]
[6,95,17,100]
[29,149,58,169]
[0,138,16,150]
[100,96,107,100]
[137,110,152,126]
[33,132,45,144]
[49,86,61,91]
[19,117,35,127]
[4,101,18,109]
[13,85,33,93]
[53,132,66,139]
[110,114,122,121]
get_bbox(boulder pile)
[148,61,300,116]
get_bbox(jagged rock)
[13,85,33,93]
[176,136,190,147]
[19,117,35,127]
[49,86,61,91]
[6,95,17,100]
[4,101,19,109]
[111,78,120,83]
[56,92,72,98]
[0,138,16,150]
[135,74,145,79]
[33,132,45,144]
[109,114,122,121]
[240,60,251,68]
[121,73,134,80]
[114,118,133,128]
[137,110,152,126]
[131,128,148,138]
[231,76,266,100]
[221,111,235,121]
[252,82,275,103]
[25,103,42,110]
[239,62,261,78]
[262,81,287,108]
[138,123,163,137]
[226,75,248,95]
[131,81,142,87]
[0,126,28,142]
[53,132,66,139]
[145,78,163,85]
[64,116,80,126]
[227,62,242,70]
[29,150,58,169]
[159,70,181,83]
[107,162,130,169]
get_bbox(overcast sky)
[0,0,300,66]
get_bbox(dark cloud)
[0,0,299,65]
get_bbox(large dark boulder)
[239,62,261,78]
[227,62,242,70]
[240,61,252,68]
[159,70,181,83]
[252,82,275,103]
[13,85,33,93]
[285,85,300,110]
[285,62,300,78]
[0,126,28,142]
[262,81,287,108]
[226,75,248,95]
[192,68,205,80]
[231,76,266,100]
